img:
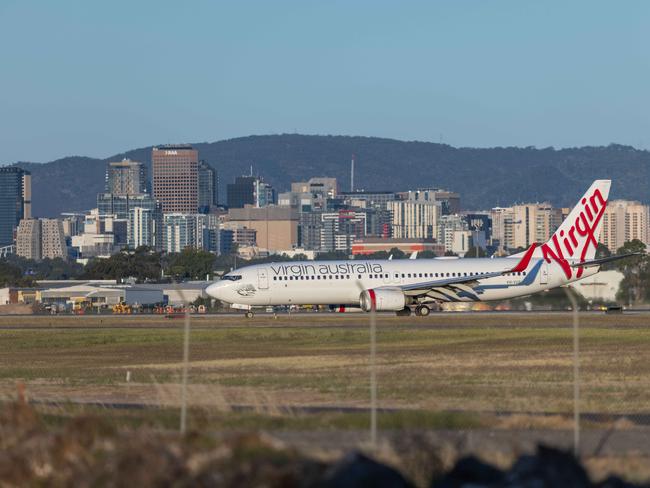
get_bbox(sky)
[1,0,649,162]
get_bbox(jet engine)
[329,305,364,313]
[359,289,406,312]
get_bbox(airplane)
[207,180,636,317]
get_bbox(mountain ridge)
[9,134,650,217]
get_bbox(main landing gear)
[396,305,432,317]
[245,311,255,319]
[415,305,431,317]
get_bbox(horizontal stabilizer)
[570,253,643,268]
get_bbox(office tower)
[152,145,199,213]
[16,218,67,261]
[227,176,256,208]
[16,219,41,260]
[227,206,298,251]
[227,176,275,208]
[319,210,367,252]
[162,214,197,253]
[601,200,650,252]
[97,193,159,220]
[41,219,67,259]
[388,200,441,239]
[512,203,563,249]
[106,159,147,196]
[198,161,218,213]
[128,206,162,249]
[400,189,461,215]
[0,167,31,246]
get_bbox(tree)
[614,240,649,306]
[165,248,216,281]
[464,246,487,258]
[82,247,163,282]
[0,260,34,287]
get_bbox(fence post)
[564,287,580,457]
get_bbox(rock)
[431,455,504,488]
[321,452,414,488]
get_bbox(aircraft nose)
[206,281,229,300]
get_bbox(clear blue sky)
[1,0,648,162]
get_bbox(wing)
[388,244,538,301]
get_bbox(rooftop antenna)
[351,154,355,193]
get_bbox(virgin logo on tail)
[540,188,607,279]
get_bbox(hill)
[12,135,650,217]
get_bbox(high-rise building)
[512,203,563,249]
[41,219,67,259]
[152,145,199,213]
[227,206,298,251]
[128,206,162,250]
[198,161,219,213]
[319,210,367,253]
[388,200,441,239]
[16,218,67,261]
[399,189,460,215]
[162,214,197,253]
[601,200,650,252]
[489,207,515,251]
[437,214,469,253]
[106,159,147,196]
[16,219,41,260]
[97,193,160,220]
[227,176,275,208]
[0,167,31,246]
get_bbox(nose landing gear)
[245,311,255,319]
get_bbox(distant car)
[605,305,623,314]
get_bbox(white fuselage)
[206,256,598,308]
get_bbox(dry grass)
[1,313,650,418]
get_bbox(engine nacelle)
[329,305,364,313]
[359,289,406,312]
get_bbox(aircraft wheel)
[415,305,431,317]
[245,311,254,319]
[395,308,411,317]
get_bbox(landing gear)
[415,305,431,317]
[245,311,255,319]
[396,308,412,317]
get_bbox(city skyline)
[1,1,649,163]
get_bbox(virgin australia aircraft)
[207,180,633,317]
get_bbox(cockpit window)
[221,275,242,281]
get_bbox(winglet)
[510,243,537,273]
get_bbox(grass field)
[2,312,650,484]
[1,312,650,428]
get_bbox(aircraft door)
[540,262,549,285]
[257,268,269,289]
